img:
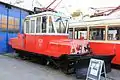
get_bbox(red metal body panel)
[9,34,25,50]
[9,34,88,58]
[9,33,119,64]
[89,42,120,64]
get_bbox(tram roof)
[26,11,68,18]
[69,15,120,28]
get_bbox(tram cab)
[9,11,89,58]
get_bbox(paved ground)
[107,69,120,80]
[0,54,119,80]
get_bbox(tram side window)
[31,20,35,33]
[108,26,120,40]
[75,31,77,39]
[76,28,87,40]
[36,17,41,33]
[48,16,55,33]
[89,26,105,40]
[68,28,73,39]
[42,16,47,33]
[26,21,29,33]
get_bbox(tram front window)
[89,26,105,40]
[108,26,120,40]
[54,16,68,33]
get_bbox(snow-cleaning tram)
[8,10,90,73]
[9,11,89,57]
[8,7,115,75]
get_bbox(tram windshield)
[54,16,68,33]
[24,13,69,34]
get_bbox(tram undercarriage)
[14,48,115,78]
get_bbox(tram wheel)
[62,67,75,74]
[15,50,28,60]
[14,50,23,58]
[39,56,47,65]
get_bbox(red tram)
[9,11,89,57]
[8,11,115,75]
[69,16,120,65]
[9,6,118,77]
[9,11,92,73]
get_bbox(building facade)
[0,1,33,53]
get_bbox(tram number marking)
[38,39,43,47]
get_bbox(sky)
[1,0,120,15]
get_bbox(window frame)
[47,16,56,33]
[41,16,47,33]
[89,26,106,41]
[36,17,42,33]
[24,20,30,33]
[74,27,87,39]
[24,15,69,35]
[107,25,120,41]
[54,16,68,34]
[30,18,36,34]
